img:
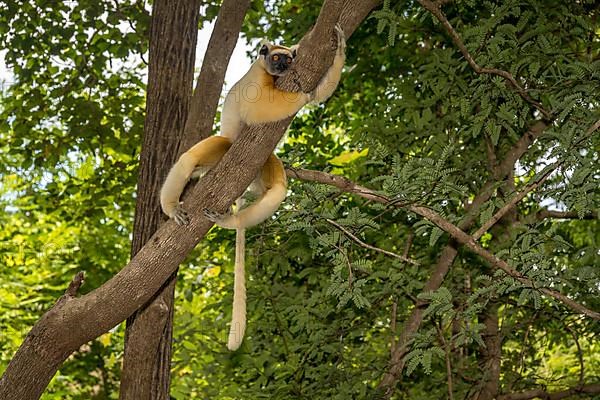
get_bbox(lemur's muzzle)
[275,60,289,73]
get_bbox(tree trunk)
[472,302,501,400]
[119,0,201,398]
[120,0,252,397]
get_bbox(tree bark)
[0,1,379,399]
[119,0,201,398]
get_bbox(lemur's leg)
[160,136,231,225]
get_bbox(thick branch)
[536,209,598,220]
[477,117,599,234]
[375,115,555,397]
[289,164,600,398]
[276,0,380,93]
[121,1,251,397]
[497,383,600,400]
[287,167,600,321]
[495,121,549,188]
[120,0,202,397]
[458,120,548,235]
[374,116,595,395]
[474,302,501,400]
[372,120,548,395]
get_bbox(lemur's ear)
[290,45,298,58]
[259,39,270,56]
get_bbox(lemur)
[160,25,346,350]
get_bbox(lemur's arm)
[309,25,346,103]
[223,26,345,135]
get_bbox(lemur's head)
[258,40,298,77]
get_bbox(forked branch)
[287,168,600,321]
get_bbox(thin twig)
[483,134,499,179]
[390,300,398,355]
[518,322,532,377]
[331,240,354,289]
[390,231,414,353]
[325,218,419,266]
[435,321,454,400]
[565,325,585,387]
[403,232,414,259]
[267,296,291,356]
[417,0,552,120]
[342,247,354,289]
[585,118,600,135]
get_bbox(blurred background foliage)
[0,0,599,399]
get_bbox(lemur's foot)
[203,208,229,223]
[171,204,190,225]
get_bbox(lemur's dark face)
[259,43,297,77]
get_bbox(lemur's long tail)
[227,200,247,351]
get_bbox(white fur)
[227,207,246,350]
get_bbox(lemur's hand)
[334,24,346,55]
[170,204,190,226]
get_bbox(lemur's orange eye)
[287,57,292,64]
[273,54,280,61]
